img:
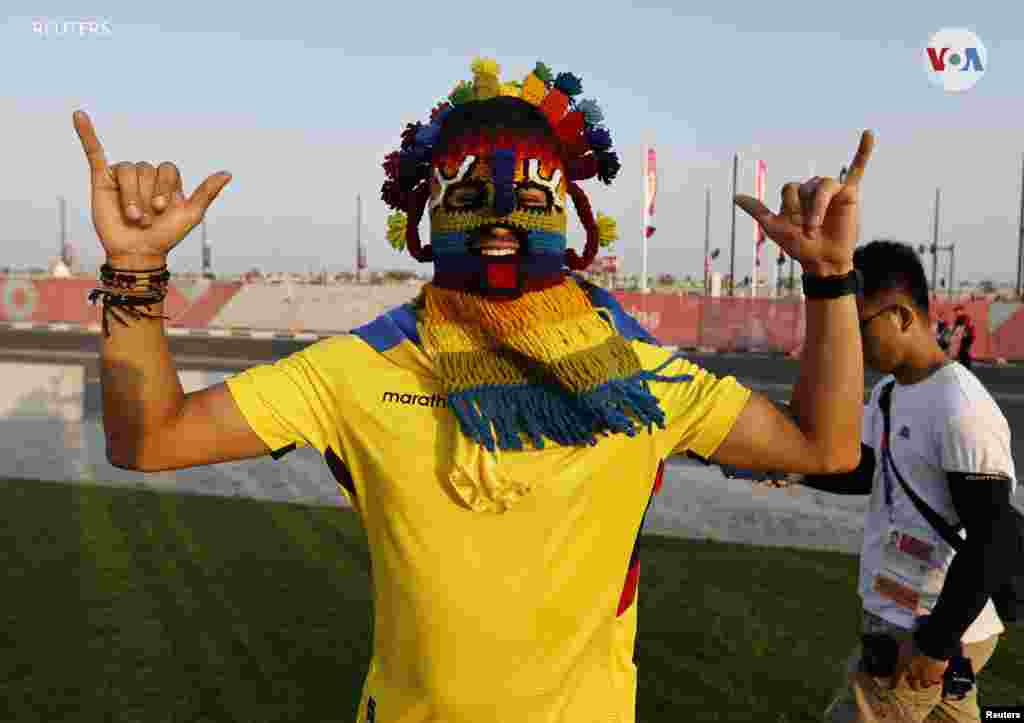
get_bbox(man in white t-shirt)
[792,241,1017,722]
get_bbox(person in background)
[785,241,1014,722]
[952,307,976,370]
[935,315,951,354]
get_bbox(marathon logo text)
[33,18,113,37]
[382,391,447,408]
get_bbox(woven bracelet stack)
[87,263,171,337]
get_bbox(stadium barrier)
[1,278,1022,360]
[615,292,1023,362]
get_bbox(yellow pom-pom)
[387,211,408,251]
[596,212,618,248]
[471,57,500,79]
[475,75,500,101]
[521,73,547,105]
[472,57,501,100]
[499,82,521,98]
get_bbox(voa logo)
[924,28,986,93]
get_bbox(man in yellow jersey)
[73,56,874,721]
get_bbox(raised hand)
[73,110,232,267]
[734,130,875,277]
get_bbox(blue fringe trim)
[449,352,693,452]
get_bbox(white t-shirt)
[859,361,1017,643]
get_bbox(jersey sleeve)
[224,336,354,458]
[938,410,1014,477]
[634,344,752,460]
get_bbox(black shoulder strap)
[878,380,965,551]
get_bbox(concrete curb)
[0,321,329,342]
[0,322,1020,365]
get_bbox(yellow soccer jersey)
[225,289,751,723]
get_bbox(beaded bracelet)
[88,263,172,337]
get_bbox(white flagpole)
[767,163,776,298]
[641,144,649,294]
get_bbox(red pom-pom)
[566,155,599,181]
[430,102,451,122]
[400,122,421,150]
[556,112,585,151]
[382,151,401,180]
[381,179,406,210]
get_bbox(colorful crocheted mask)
[382,58,621,297]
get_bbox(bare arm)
[75,110,268,471]
[711,131,874,475]
[100,295,269,470]
[711,292,864,474]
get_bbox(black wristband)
[802,269,861,299]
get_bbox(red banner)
[644,148,657,239]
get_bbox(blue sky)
[2,2,1022,283]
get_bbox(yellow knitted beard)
[412,275,672,457]
[417,277,641,396]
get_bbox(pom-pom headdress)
[381,58,620,274]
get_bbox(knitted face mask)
[425,127,569,297]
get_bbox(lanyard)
[880,425,896,525]
[878,384,900,526]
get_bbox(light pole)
[919,242,955,299]
[704,187,711,296]
[931,188,941,298]
[1017,153,1024,300]
[948,243,956,300]
[728,154,738,296]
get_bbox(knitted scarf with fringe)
[415,276,687,451]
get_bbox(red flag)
[754,159,767,267]
[644,148,657,238]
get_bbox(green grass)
[1,477,1020,723]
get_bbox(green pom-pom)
[386,211,408,251]
[533,62,553,85]
[596,212,618,248]
[448,80,474,106]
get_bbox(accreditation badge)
[873,526,945,615]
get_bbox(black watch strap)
[802,269,861,299]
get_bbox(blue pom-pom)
[491,148,517,216]
[597,151,620,185]
[586,126,613,152]
[554,72,583,97]
[575,99,603,126]
[415,122,441,148]
[402,144,432,167]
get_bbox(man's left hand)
[890,638,949,691]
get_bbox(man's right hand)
[734,129,874,277]
[73,110,232,268]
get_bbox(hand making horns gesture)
[73,110,232,267]
[734,130,875,277]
